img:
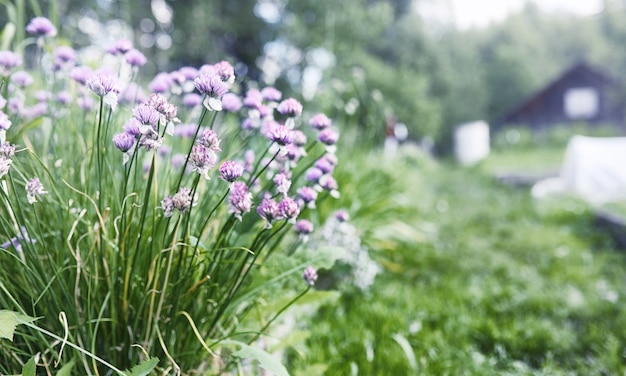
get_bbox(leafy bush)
[0,17,343,374]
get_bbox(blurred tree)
[270,0,442,145]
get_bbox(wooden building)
[496,62,625,131]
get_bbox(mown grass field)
[288,142,626,375]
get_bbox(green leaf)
[391,333,418,371]
[0,310,37,342]
[56,360,76,376]
[268,329,310,353]
[21,356,37,376]
[1,22,16,51]
[223,340,290,376]
[124,357,159,376]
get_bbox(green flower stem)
[122,154,156,324]
[246,144,275,187]
[173,108,215,193]
[192,188,230,255]
[209,222,288,335]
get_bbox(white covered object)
[454,121,490,165]
[532,135,626,204]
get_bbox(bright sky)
[420,0,604,29]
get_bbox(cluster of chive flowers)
[1,16,340,286]
[112,60,340,287]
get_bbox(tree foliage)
[5,0,626,150]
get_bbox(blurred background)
[4,0,625,153]
[5,1,626,374]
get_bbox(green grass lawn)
[288,144,626,375]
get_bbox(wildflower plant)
[0,18,342,375]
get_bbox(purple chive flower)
[149,72,173,93]
[138,132,163,151]
[305,167,324,183]
[172,187,193,213]
[222,93,243,112]
[194,73,229,111]
[56,91,72,105]
[258,104,273,118]
[86,73,119,108]
[278,196,300,222]
[54,46,77,65]
[0,157,12,179]
[147,93,178,121]
[292,130,308,146]
[314,156,335,174]
[0,51,22,74]
[189,145,217,179]
[158,144,172,157]
[277,98,303,117]
[26,17,57,37]
[197,129,221,152]
[1,227,35,252]
[213,60,235,83]
[194,73,228,96]
[324,153,338,166]
[257,197,280,228]
[161,188,193,217]
[123,118,142,138]
[133,103,160,127]
[199,63,216,76]
[34,90,51,102]
[70,66,93,85]
[295,219,314,235]
[283,144,304,164]
[125,49,147,67]
[169,70,185,86]
[178,66,199,80]
[319,175,340,197]
[243,88,263,109]
[334,209,350,222]
[260,120,279,138]
[303,265,318,286]
[261,87,282,102]
[309,113,331,130]
[161,195,175,217]
[219,160,244,182]
[0,111,11,131]
[241,117,258,130]
[107,38,133,55]
[11,71,33,87]
[229,181,253,220]
[318,128,339,146]
[273,172,291,195]
[8,97,23,115]
[26,177,47,204]
[182,93,203,107]
[0,142,15,157]
[266,124,293,146]
[113,132,136,152]
[297,186,318,207]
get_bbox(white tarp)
[532,135,626,204]
[454,120,490,165]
